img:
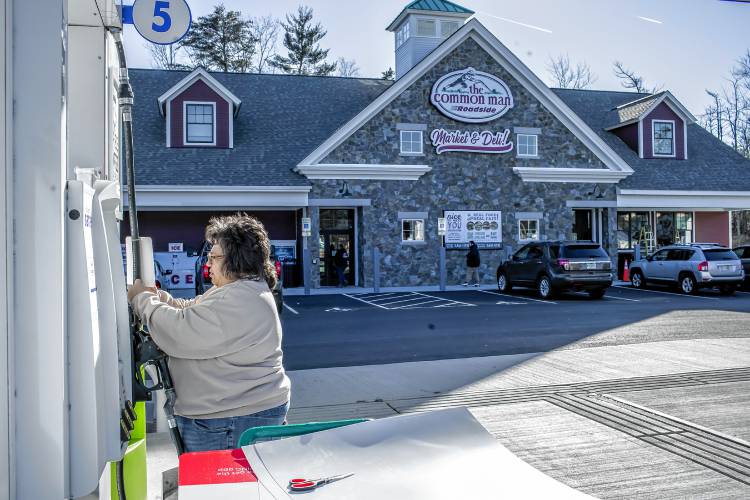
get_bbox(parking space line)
[477,289,557,304]
[343,293,389,309]
[394,299,445,309]
[359,293,405,302]
[412,291,476,307]
[603,294,640,302]
[283,303,299,315]
[378,296,427,306]
[613,285,719,300]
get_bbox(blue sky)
[123,0,750,115]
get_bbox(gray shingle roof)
[129,69,392,186]
[553,88,750,191]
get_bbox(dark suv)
[733,245,750,289]
[496,241,613,299]
[194,241,284,313]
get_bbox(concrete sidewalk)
[146,336,750,499]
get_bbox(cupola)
[386,0,474,79]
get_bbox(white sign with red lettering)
[430,67,514,123]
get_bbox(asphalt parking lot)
[280,285,750,370]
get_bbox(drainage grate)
[548,393,750,486]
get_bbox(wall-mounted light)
[337,181,352,197]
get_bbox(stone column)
[309,206,321,289]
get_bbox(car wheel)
[719,285,736,296]
[537,275,554,299]
[588,289,606,300]
[497,271,512,292]
[630,270,645,289]
[679,274,698,295]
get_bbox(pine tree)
[269,6,336,76]
[381,67,395,80]
[179,4,256,72]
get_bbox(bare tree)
[252,15,280,73]
[723,72,749,152]
[613,61,662,93]
[547,54,597,89]
[336,57,360,77]
[705,90,724,142]
[145,42,188,70]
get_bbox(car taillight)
[556,259,570,270]
[202,263,210,279]
[155,280,161,289]
[698,261,709,272]
[275,260,282,278]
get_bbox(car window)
[666,249,685,261]
[735,247,747,259]
[562,244,608,258]
[549,245,560,259]
[652,250,669,261]
[514,245,531,260]
[528,246,543,259]
[703,249,739,261]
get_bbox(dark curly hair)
[205,213,277,289]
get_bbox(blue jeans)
[176,401,289,452]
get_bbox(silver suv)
[630,243,744,295]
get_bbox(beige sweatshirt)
[131,279,291,419]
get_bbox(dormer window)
[441,21,460,37]
[417,19,436,37]
[652,120,675,157]
[184,102,216,145]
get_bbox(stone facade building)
[127,0,750,291]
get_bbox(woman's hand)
[127,279,158,303]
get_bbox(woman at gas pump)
[127,214,290,452]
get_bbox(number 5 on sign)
[131,0,192,45]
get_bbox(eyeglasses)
[207,253,224,262]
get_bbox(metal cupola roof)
[386,0,474,31]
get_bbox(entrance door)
[573,209,593,241]
[318,209,355,286]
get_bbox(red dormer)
[157,68,241,149]
[606,91,696,160]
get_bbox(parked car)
[194,241,284,313]
[496,241,613,299]
[733,245,750,289]
[630,243,744,295]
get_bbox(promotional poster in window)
[444,210,502,249]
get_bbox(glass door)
[573,209,593,241]
[318,209,355,286]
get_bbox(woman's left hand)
[127,279,158,303]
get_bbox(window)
[416,19,436,37]
[652,249,669,261]
[527,245,543,259]
[441,21,459,37]
[402,219,425,242]
[400,130,423,154]
[185,102,215,144]
[518,219,539,241]
[396,23,410,47]
[652,120,674,156]
[517,134,538,157]
[514,245,531,260]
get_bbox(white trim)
[683,123,687,159]
[165,101,171,147]
[295,163,432,180]
[0,0,10,495]
[651,119,676,157]
[617,189,750,210]
[386,9,471,32]
[513,167,630,183]
[638,120,643,158]
[610,91,697,126]
[183,101,216,146]
[122,185,311,209]
[309,198,371,207]
[157,67,241,116]
[298,19,632,179]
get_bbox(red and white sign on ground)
[179,449,260,499]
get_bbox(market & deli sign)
[431,128,513,154]
[430,67,514,123]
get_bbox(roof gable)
[606,91,697,130]
[300,18,632,183]
[157,68,242,117]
